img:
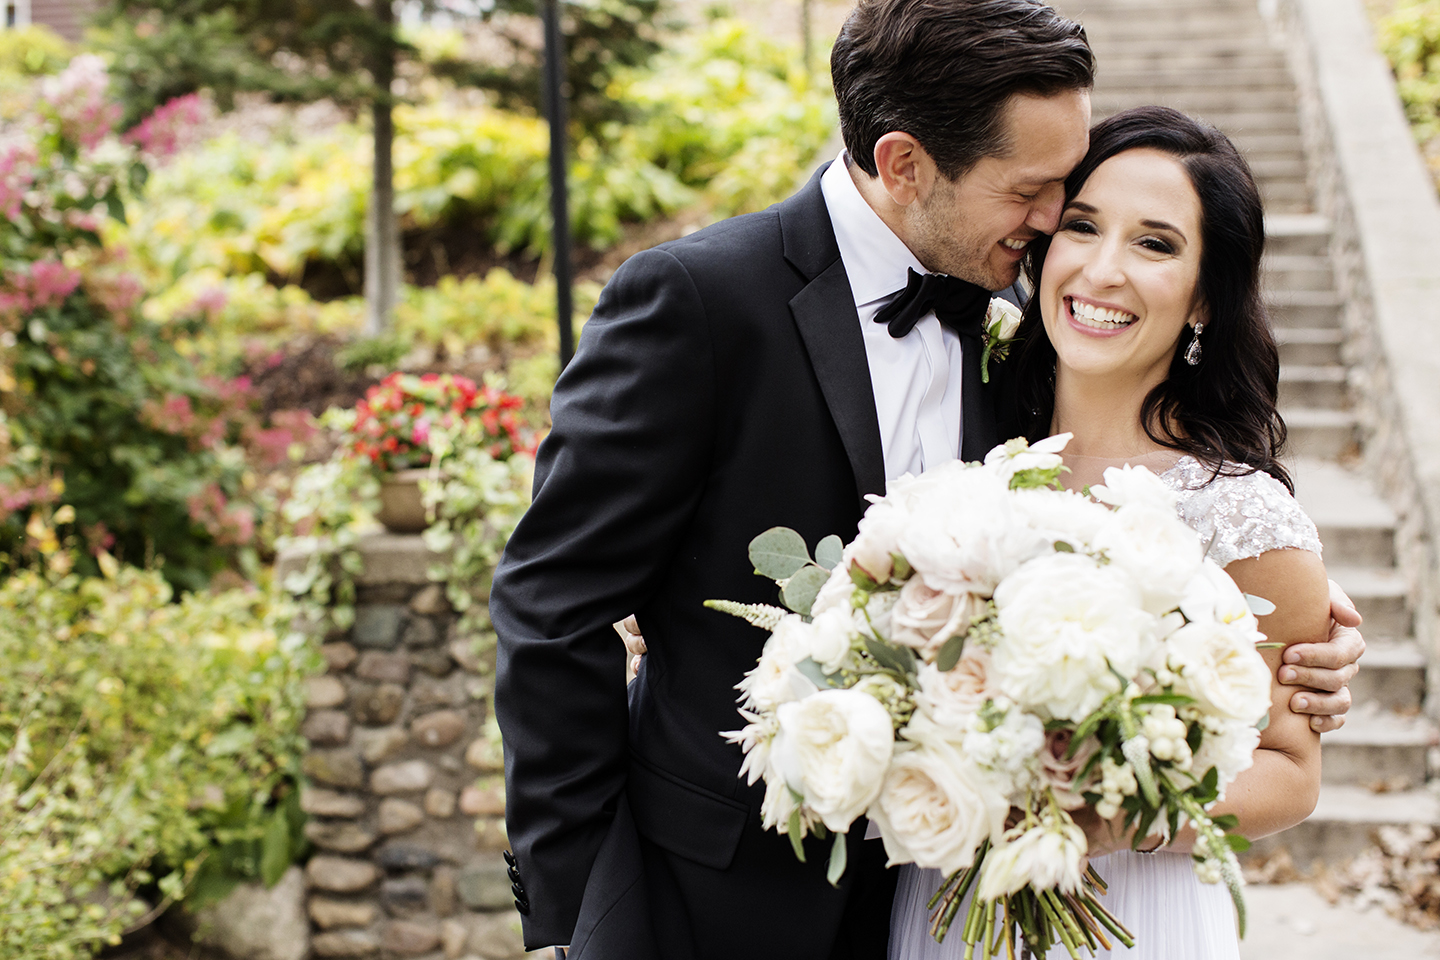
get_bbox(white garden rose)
[986,296,1024,342]
[1166,619,1272,724]
[771,688,895,833]
[808,606,859,673]
[736,615,820,712]
[992,553,1156,722]
[1092,503,1205,615]
[1090,463,1182,513]
[976,822,1087,900]
[868,732,1007,873]
[890,577,984,656]
[1190,717,1262,795]
[846,495,911,584]
[915,646,993,728]
[810,562,856,616]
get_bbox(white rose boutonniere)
[981,297,1023,383]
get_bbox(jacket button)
[511,880,526,899]
[503,849,517,867]
[507,864,522,885]
[514,895,530,915]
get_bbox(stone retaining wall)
[1271,0,1440,695]
[277,532,527,960]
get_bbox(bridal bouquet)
[714,436,1274,958]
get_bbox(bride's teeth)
[1000,238,1027,251]
[1069,299,1136,328]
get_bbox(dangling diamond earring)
[1184,322,1204,366]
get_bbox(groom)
[490,1,1363,957]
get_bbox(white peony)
[1190,717,1262,795]
[1011,487,1113,548]
[736,615,820,712]
[893,463,1051,596]
[890,577,984,656]
[992,553,1156,722]
[1166,620,1273,724]
[915,646,993,729]
[867,731,1007,873]
[811,562,856,616]
[770,688,896,833]
[808,606,860,673]
[1092,503,1205,615]
[976,821,1087,900]
[1090,463,1182,513]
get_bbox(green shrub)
[1378,0,1440,143]
[0,25,72,80]
[0,553,314,959]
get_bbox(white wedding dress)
[887,456,1324,960]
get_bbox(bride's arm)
[1084,547,1327,855]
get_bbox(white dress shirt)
[819,152,967,483]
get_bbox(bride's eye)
[1059,218,1096,235]
[1139,236,1177,255]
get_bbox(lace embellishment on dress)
[1159,457,1323,569]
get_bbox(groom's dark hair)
[832,0,1094,180]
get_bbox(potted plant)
[348,373,531,533]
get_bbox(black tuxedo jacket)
[490,166,1007,959]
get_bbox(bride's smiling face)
[1039,148,1206,392]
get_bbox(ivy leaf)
[782,565,830,617]
[750,527,812,580]
[815,535,844,571]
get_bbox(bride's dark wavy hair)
[1012,105,1292,492]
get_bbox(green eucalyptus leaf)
[1255,711,1270,733]
[1244,594,1277,616]
[815,535,844,571]
[863,637,917,678]
[934,633,966,672]
[795,656,843,689]
[788,807,807,863]
[750,527,812,580]
[782,565,830,617]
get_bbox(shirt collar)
[820,151,926,309]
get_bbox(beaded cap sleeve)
[1160,457,1323,569]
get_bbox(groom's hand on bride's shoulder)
[1278,579,1365,733]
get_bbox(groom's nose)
[1026,182,1067,235]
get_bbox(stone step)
[1351,640,1428,713]
[1258,184,1316,214]
[1251,784,1440,865]
[1281,407,1358,458]
[1092,89,1298,115]
[1229,131,1308,157]
[1320,706,1437,786]
[1267,290,1342,328]
[1279,364,1348,409]
[1276,327,1343,366]
[1326,565,1412,638]
[1291,457,1398,568]
[1265,214,1331,257]
[1248,157,1311,182]
[1263,254,1335,291]
[1095,67,1297,88]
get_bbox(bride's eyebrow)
[1063,201,1098,216]
[1140,218,1184,238]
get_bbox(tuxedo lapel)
[780,167,887,503]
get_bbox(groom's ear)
[873,132,937,207]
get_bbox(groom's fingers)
[613,615,647,656]
[1278,652,1360,691]
[1327,578,1363,628]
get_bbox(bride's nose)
[1081,238,1126,288]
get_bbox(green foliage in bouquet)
[0,551,315,960]
[0,60,279,590]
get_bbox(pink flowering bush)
[0,57,290,590]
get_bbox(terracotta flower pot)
[377,468,433,534]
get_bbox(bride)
[620,105,1329,958]
[888,106,1326,958]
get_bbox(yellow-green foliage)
[396,270,601,358]
[1378,0,1440,143]
[0,561,315,959]
[0,25,71,78]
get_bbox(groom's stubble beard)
[905,173,1023,293]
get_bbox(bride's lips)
[1064,296,1138,337]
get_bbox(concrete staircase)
[1055,0,1440,864]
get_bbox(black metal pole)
[542,0,575,370]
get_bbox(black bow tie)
[873,268,990,340]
